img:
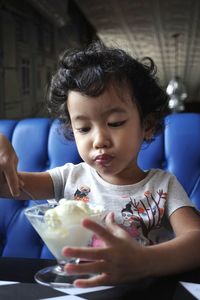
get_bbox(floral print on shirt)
[72,185,167,246]
[120,190,167,245]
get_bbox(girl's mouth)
[95,154,114,167]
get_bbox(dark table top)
[0,257,199,300]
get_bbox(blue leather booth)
[0,113,200,259]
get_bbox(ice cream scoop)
[44,199,101,229]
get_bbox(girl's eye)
[108,120,126,127]
[76,127,90,133]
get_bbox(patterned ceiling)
[75,0,200,103]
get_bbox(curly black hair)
[47,40,169,140]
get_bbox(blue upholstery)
[138,113,200,210]
[0,113,200,259]
[0,118,82,259]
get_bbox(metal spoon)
[20,186,37,202]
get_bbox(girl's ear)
[143,114,155,142]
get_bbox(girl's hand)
[62,212,149,288]
[0,134,23,196]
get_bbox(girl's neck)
[97,168,147,186]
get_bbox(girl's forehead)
[68,91,140,125]
[67,91,135,118]
[68,83,134,105]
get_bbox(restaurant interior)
[1,0,200,118]
[0,1,200,299]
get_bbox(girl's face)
[67,84,147,185]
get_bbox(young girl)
[0,41,200,288]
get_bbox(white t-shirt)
[48,163,195,246]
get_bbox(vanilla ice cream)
[34,199,102,261]
[44,199,99,229]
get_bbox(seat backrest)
[138,113,200,210]
[0,113,199,258]
[0,118,82,258]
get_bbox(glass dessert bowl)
[24,199,103,288]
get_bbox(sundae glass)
[24,199,103,288]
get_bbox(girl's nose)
[93,128,111,149]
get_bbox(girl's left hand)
[62,212,148,288]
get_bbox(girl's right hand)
[0,133,23,197]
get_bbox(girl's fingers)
[63,246,110,261]
[81,213,130,248]
[82,217,116,245]
[0,134,20,197]
[4,167,21,197]
[74,273,110,288]
[105,212,130,238]
[65,259,108,275]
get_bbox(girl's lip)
[95,154,113,166]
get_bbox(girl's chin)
[96,169,124,183]
[95,164,117,174]
[94,167,116,177]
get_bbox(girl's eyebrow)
[72,107,127,121]
[103,107,127,116]
[72,115,89,121]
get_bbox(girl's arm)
[62,207,200,288]
[0,171,54,200]
[11,171,54,200]
[146,206,200,276]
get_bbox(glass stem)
[56,258,80,275]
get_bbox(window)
[46,67,52,85]
[21,59,30,94]
[37,68,42,89]
[16,18,28,44]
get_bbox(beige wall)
[0,0,95,119]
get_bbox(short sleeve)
[166,175,196,217]
[47,164,72,201]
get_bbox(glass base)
[34,265,92,288]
